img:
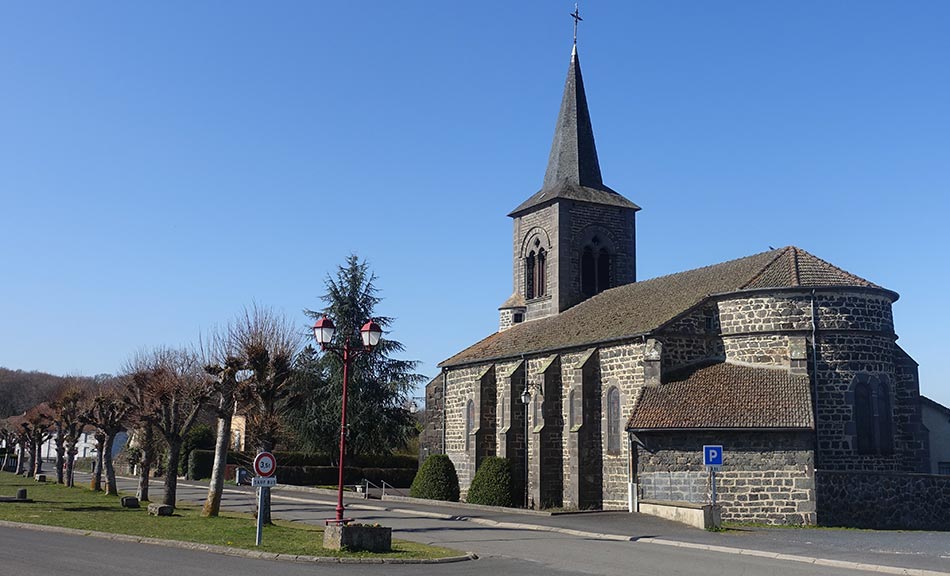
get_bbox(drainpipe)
[441,367,448,455]
[810,290,821,470]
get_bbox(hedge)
[187,449,418,487]
[187,449,240,481]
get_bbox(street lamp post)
[520,386,531,509]
[313,316,383,524]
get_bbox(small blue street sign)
[703,445,723,467]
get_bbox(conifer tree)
[291,255,424,457]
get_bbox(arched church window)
[537,248,547,297]
[525,252,536,300]
[581,247,595,297]
[607,387,621,453]
[874,380,893,455]
[581,245,611,297]
[597,248,611,293]
[853,376,893,455]
[465,399,475,452]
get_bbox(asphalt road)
[16,474,920,576]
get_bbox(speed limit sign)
[254,452,277,478]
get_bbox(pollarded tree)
[233,305,302,525]
[48,380,89,486]
[199,325,248,517]
[291,255,425,458]
[124,347,213,509]
[81,379,131,496]
[21,404,53,477]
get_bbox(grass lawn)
[0,472,460,559]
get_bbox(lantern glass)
[313,317,335,345]
[361,320,383,348]
[521,388,531,405]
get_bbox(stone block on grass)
[34,474,46,482]
[121,496,140,509]
[323,524,392,552]
[147,503,173,516]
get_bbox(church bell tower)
[498,34,640,332]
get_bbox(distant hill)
[0,367,67,418]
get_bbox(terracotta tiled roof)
[741,246,879,290]
[441,246,884,367]
[626,362,814,430]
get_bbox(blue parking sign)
[703,445,723,467]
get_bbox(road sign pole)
[255,486,264,546]
[710,468,717,507]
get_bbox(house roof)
[509,46,639,217]
[440,246,888,368]
[626,362,815,431]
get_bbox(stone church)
[422,41,947,528]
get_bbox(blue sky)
[1,2,948,407]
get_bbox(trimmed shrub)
[466,456,513,507]
[410,454,459,502]
[187,449,215,480]
[181,424,215,477]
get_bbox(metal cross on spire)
[571,3,583,45]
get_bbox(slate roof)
[440,246,887,368]
[509,46,639,217]
[626,362,815,430]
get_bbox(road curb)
[0,520,477,564]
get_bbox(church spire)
[542,42,605,192]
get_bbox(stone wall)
[562,201,637,312]
[420,374,445,462]
[816,470,950,530]
[598,341,646,509]
[443,364,490,487]
[637,431,817,525]
[513,205,558,322]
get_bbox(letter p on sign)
[703,445,723,467]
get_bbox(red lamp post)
[313,316,383,523]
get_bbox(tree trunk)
[103,431,118,496]
[54,435,65,484]
[65,441,77,488]
[202,406,233,517]
[91,434,105,491]
[14,443,25,475]
[1,446,8,472]
[32,442,43,476]
[162,437,183,509]
[137,426,155,502]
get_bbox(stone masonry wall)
[638,431,817,525]
[598,341,646,509]
[714,289,927,474]
[816,470,950,530]
[444,365,489,488]
[561,202,637,312]
[420,375,444,462]
[514,205,558,322]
